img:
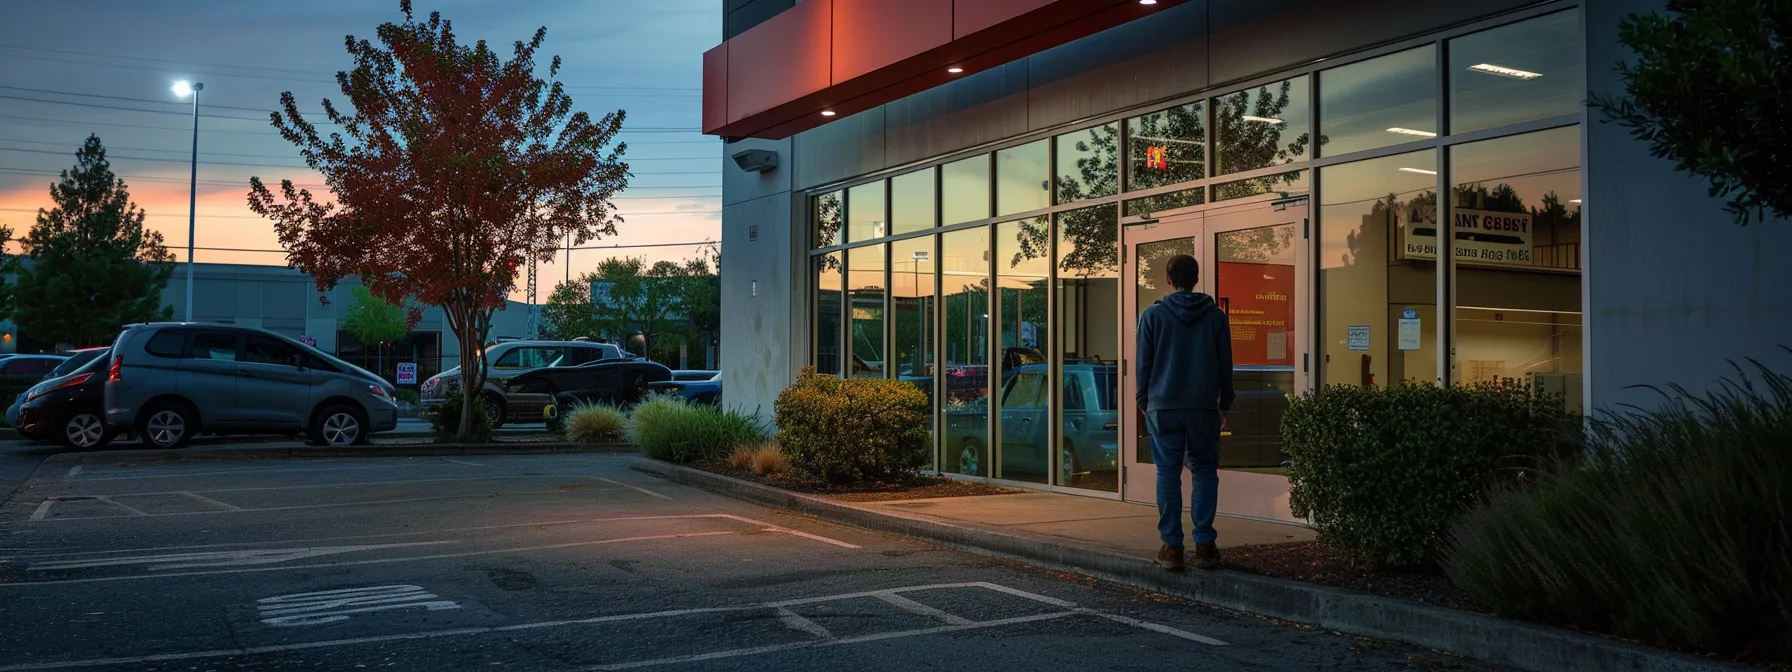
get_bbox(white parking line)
[179,492,242,511]
[709,514,861,549]
[595,477,675,501]
[28,500,54,522]
[92,496,147,517]
[64,462,409,483]
[29,488,626,522]
[27,541,457,571]
[63,466,81,479]
[440,459,484,467]
[0,582,1225,671]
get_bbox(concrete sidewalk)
[861,492,1314,557]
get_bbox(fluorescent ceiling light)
[821,110,837,117]
[947,67,964,74]
[1139,0,1158,5]
[1241,115,1282,124]
[1469,63,1543,79]
[1386,127,1437,137]
[1398,167,1438,175]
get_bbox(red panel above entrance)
[702,0,1191,140]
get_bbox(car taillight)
[29,373,93,400]
[107,355,122,382]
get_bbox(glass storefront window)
[846,244,887,378]
[1214,223,1298,468]
[1318,149,1439,388]
[847,181,887,243]
[1215,76,1311,175]
[1319,46,1437,157]
[1450,127,1582,409]
[1214,171,1307,202]
[996,217,1052,483]
[891,169,936,236]
[942,154,990,225]
[1450,10,1583,135]
[996,140,1050,217]
[1057,123,1119,203]
[1055,204,1120,492]
[813,191,843,248]
[1128,101,1205,191]
[1124,188,1204,217]
[891,236,937,399]
[814,252,842,375]
[942,226,991,477]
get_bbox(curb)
[44,442,639,466]
[633,459,1741,672]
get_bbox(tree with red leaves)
[248,0,629,439]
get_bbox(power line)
[0,207,720,218]
[0,145,720,174]
[0,95,699,131]
[0,137,718,161]
[0,113,715,142]
[168,241,719,254]
[0,43,702,92]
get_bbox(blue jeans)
[1147,409,1221,548]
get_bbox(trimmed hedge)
[629,394,766,463]
[1281,381,1580,568]
[1445,361,1792,660]
[774,368,930,484]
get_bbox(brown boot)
[1156,545,1186,571]
[1191,543,1222,570]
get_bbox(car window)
[493,346,567,370]
[191,332,238,361]
[1063,374,1085,411]
[51,351,103,377]
[243,335,303,366]
[1002,373,1047,409]
[144,330,187,358]
[1093,369,1118,411]
[35,359,59,375]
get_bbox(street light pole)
[174,81,203,322]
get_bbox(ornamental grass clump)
[629,394,767,463]
[564,403,626,443]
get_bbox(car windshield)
[51,350,104,377]
[1092,369,1118,411]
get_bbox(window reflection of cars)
[1223,365,1295,468]
[944,364,1119,484]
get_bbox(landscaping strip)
[633,458,1744,672]
[43,441,638,466]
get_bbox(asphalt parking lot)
[0,449,1497,671]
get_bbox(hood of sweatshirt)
[1158,291,1219,324]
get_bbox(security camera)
[731,148,779,173]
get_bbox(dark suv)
[419,340,626,427]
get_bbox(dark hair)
[1166,254,1199,290]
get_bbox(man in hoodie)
[1136,253,1235,571]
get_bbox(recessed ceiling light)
[1468,63,1542,79]
[1386,127,1438,137]
[821,110,836,117]
[1139,0,1158,5]
[1240,115,1282,124]
[948,67,964,74]
[1398,167,1438,175]
[1569,199,1582,204]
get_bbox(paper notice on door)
[1347,326,1371,351]
[1266,330,1288,361]
[1398,317,1422,351]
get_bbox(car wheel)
[481,393,506,429]
[310,404,367,447]
[58,411,112,450]
[958,440,982,476]
[137,402,197,449]
[1060,441,1082,486]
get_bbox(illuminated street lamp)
[172,81,203,321]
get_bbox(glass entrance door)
[1120,200,1310,522]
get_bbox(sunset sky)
[0,0,719,302]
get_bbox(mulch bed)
[692,461,1022,502]
[1222,541,1481,612]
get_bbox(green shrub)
[429,389,493,444]
[1281,381,1580,568]
[1445,360,1792,660]
[565,403,626,443]
[629,394,767,463]
[392,388,421,405]
[774,368,930,484]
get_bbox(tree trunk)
[445,300,492,441]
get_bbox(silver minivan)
[103,323,399,448]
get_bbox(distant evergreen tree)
[8,135,173,346]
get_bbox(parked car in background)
[104,323,399,448]
[0,354,68,378]
[16,353,111,449]
[944,364,1120,484]
[418,340,625,427]
[502,359,673,417]
[648,369,721,405]
[8,347,110,430]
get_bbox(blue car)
[648,370,721,405]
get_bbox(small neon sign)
[1144,145,1170,170]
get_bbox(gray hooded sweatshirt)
[1135,291,1235,413]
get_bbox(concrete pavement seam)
[630,458,1743,672]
